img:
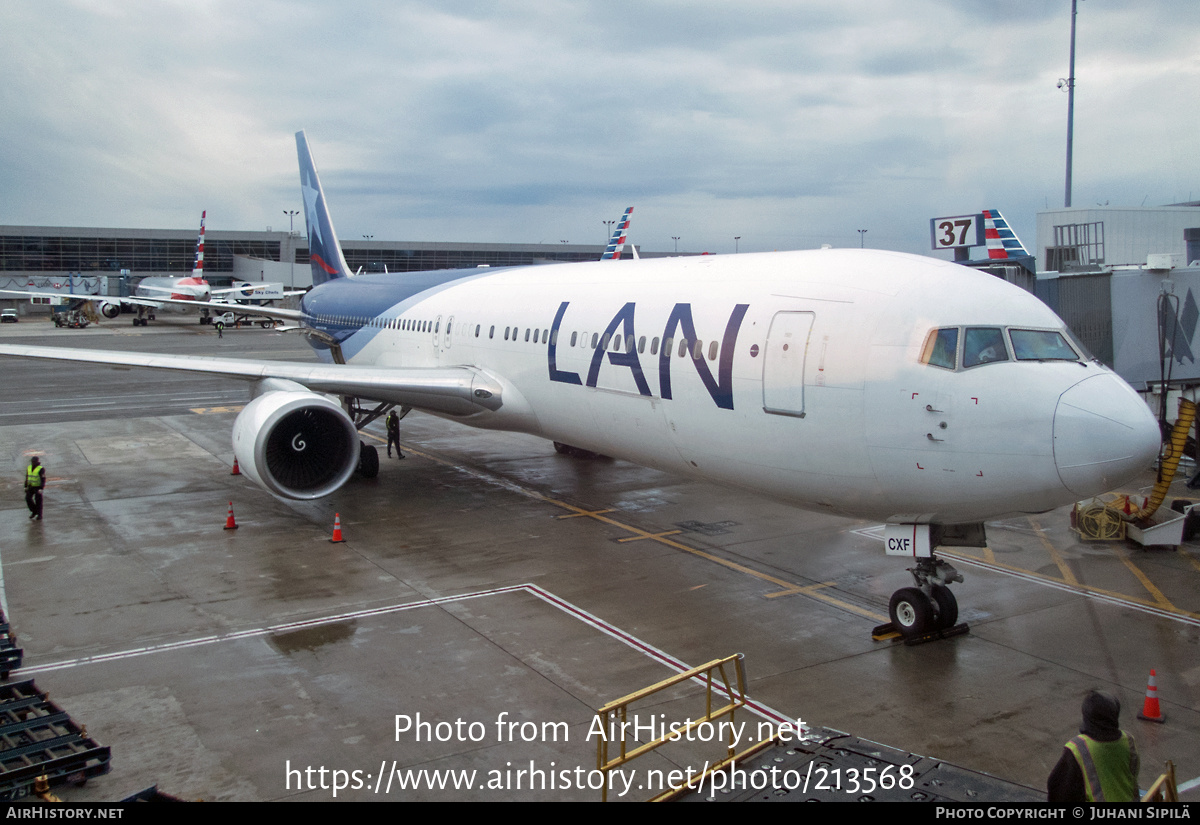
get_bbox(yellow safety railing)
[1141,761,1179,803]
[594,653,778,802]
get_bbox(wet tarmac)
[0,318,1197,801]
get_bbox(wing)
[0,288,307,321]
[0,344,502,417]
[136,295,307,320]
[0,288,161,308]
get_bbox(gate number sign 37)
[929,213,983,250]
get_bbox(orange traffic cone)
[329,513,345,543]
[231,457,241,476]
[224,502,238,530]
[1138,669,1165,723]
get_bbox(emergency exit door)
[762,311,814,417]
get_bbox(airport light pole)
[858,229,868,248]
[283,210,299,288]
[672,236,680,254]
[1062,0,1079,208]
[603,220,615,244]
[734,236,741,254]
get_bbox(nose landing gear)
[877,557,968,644]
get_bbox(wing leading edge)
[0,344,502,417]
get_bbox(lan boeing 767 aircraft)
[0,132,1161,639]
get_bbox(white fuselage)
[134,276,212,309]
[307,248,1160,525]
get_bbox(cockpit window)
[963,327,1009,368]
[921,327,958,370]
[1010,329,1079,361]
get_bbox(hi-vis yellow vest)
[1065,733,1138,802]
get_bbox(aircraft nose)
[1053,374,1161,496]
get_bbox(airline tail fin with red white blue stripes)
[601,207,634,260]
[982,209,1028,260]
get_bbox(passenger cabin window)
[922,327,958,370]
[1010,329,1079,361]
[963,327,1009,368]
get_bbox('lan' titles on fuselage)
[546,300,750,411]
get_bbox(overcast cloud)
[1,0,1196,256]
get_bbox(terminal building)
[0,224,637,308]
[1032,204,1200,393]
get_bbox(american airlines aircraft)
[0,132,1162,640]
[0,211,293,325]
[601,207,634,260]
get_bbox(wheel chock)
[872,621,969,646]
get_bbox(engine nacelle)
[100,301,121,319]
[232,390,360,500]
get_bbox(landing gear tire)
[889,587,933,639]
[357,443,379,479]
[930,584,958,629]
[553,441,605,459]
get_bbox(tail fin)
[192,210,206,279]
[296,131,353,285]
[981,209,1029,260]
[601,207,634,260]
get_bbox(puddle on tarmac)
[269,620,357,654]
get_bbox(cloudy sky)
[1,1,1197,257]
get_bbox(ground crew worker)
[1048,690,1139,802]
[25,456,45,520]
[216,320,224,338]
[386,410,403,459]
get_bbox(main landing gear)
[553,442,609,460]
[342,397,410,480]
[877,556,967,645]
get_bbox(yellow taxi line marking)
[190,406,245,415]
[1177,546,1200,574]
[365,431,886,622]
[616,530,682,543]
[940,551,1199,621]
[1117,553,1176,610]
[556,509,615,519]
[1029,517,1079,586]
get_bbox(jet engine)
[232,389,360,500]
[100,301,121,319]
